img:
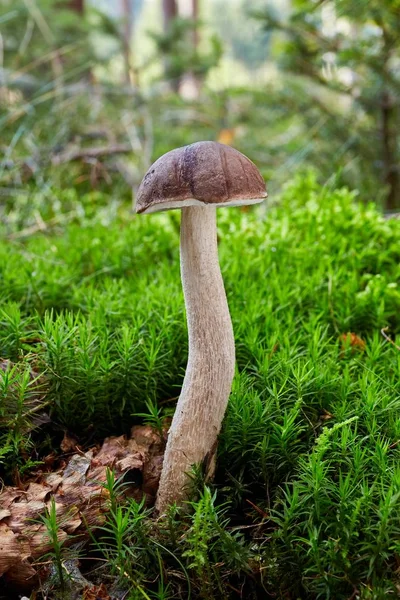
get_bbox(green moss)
[0,174,399,598]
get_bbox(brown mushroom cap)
[135,141,267,214]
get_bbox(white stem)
[155,206,235,513]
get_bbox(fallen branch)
[51,144,133,166]
[7,210,77,240]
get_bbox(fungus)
[136,141,267,512]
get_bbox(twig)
[34,210,47,232]
[7,211,76,240]
[245,499,270,519]
[0,187,29,196]
[51,144,133,166]
[9,43,77,82]
[381,327,400,352]
[6,400,51,428]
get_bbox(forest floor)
[0,171,400,599]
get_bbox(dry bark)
[0,425,164,589]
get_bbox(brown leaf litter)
[339,332,366,356]
[0,425,165,590]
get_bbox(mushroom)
[136,141,267,513]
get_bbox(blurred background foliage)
[1,0,399,214]
[1,3,400,597]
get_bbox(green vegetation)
[2,0,400,209]
[255,0,400,209]
[1,1,400,598]
[1,174,400,598]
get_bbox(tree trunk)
[121,0,134,85]
[162,0,180,92]
[190,0,201,97]
[379,24,399,211]
[179,0,201,99]
[192,0,199,48]
[67,0,84,13]
[381,90,400,210]
[162,0,178,27]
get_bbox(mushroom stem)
[155,205,235,513]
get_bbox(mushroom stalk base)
[155,206,235,513]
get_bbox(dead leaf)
[340,332,366,355]
[83,583,110,600]
[217,128,235,146]
[60,431,79,453]
[43,452,58,469]
[268,342,280,359]
[116,455,143,472]
[143,454,164,499]
[0,425,164,589]
[320,410,334,421]
[26,482,52,503]
[0,359,11,372]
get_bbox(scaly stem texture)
[155,206,235,512]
